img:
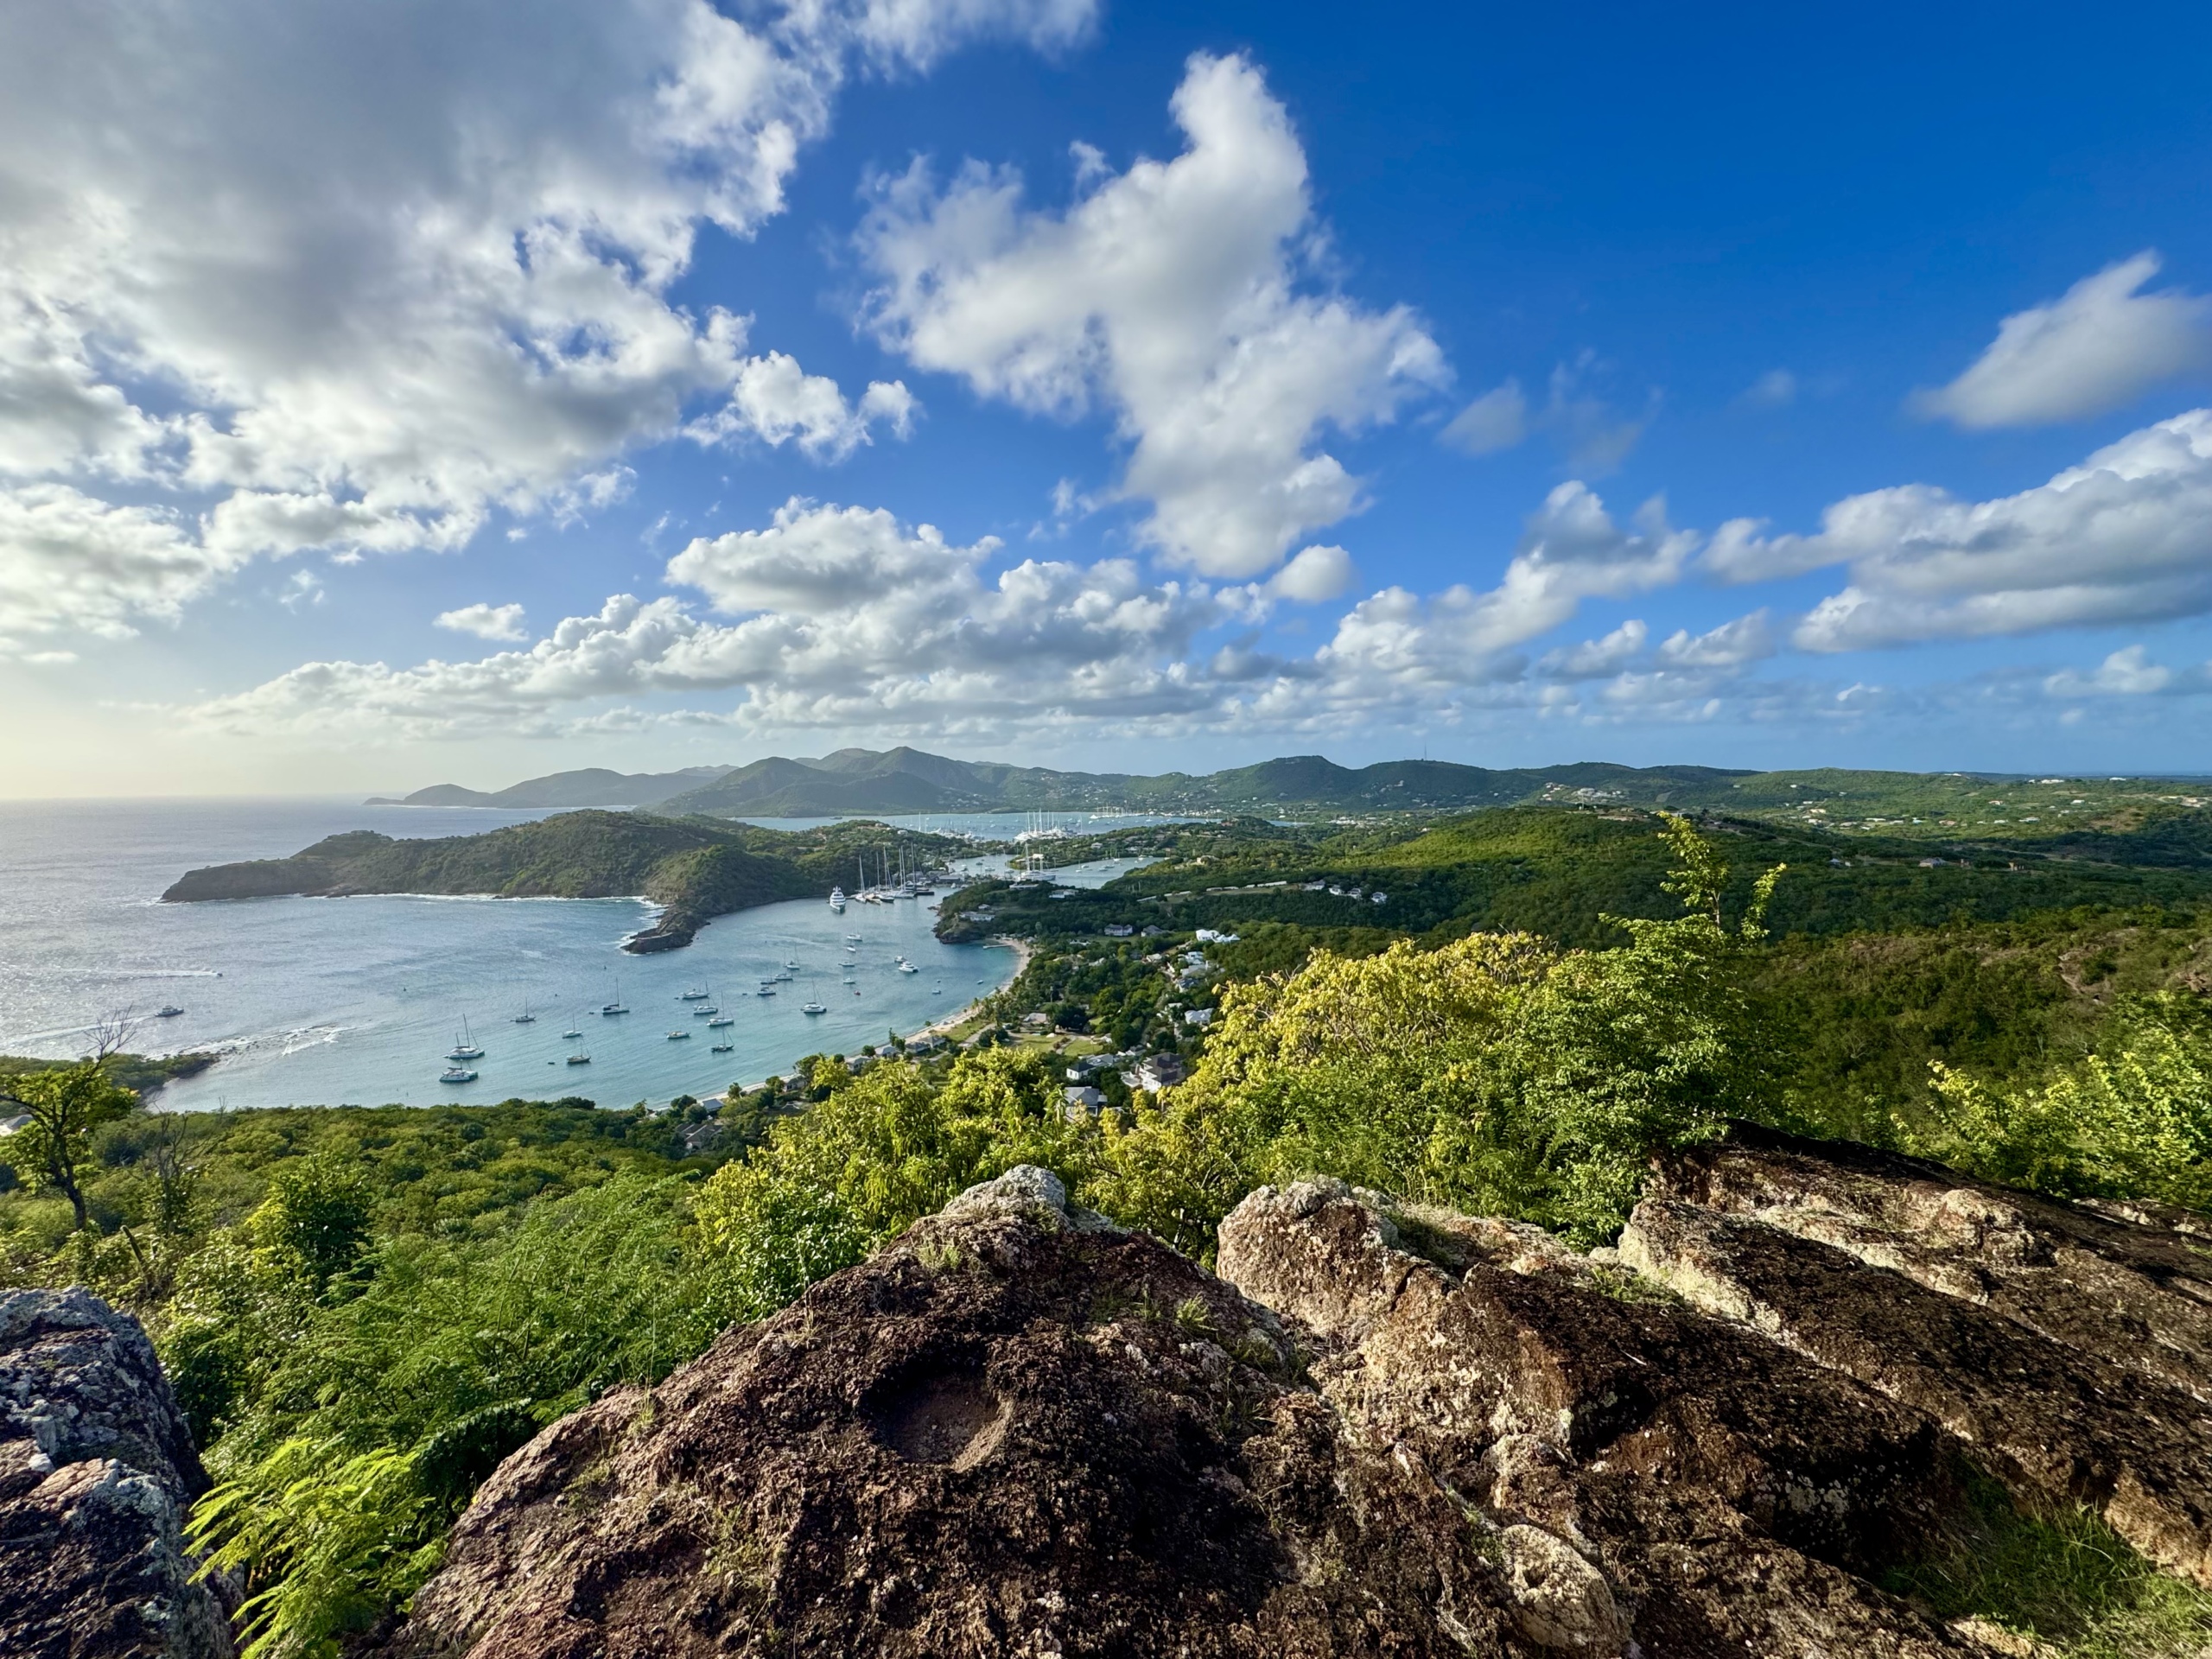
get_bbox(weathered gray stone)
[0,1287,235,1659]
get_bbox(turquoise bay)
[0,799,1159,1110]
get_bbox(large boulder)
[1620,1195,2212,1586]
[1216,1178,1994,1659]
[389,1167,1522,1658]
[0,1286,236,1659]
[1651,1121,2212,1402]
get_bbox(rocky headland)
[10,1127,2211,1657]
[157,812,967,954]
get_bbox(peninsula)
[162,811,969,952]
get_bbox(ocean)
[0,798,1161,1111]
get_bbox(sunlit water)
[0,798,1166,1110]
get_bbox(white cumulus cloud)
[856,51,1446,579]
[2043,645,2190,699]
[436,603,530,641]
[1317,482,1696,696]
[0,0,1083,641]
[1708,409,2212,651]
[1913,252,2212,429]
[181,499,1234,738]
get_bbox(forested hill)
[161,812,968,952]
[371,745,2212,829]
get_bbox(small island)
[163,810,973,953]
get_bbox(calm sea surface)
[0,799,1161,1111]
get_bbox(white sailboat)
[447,1016,484,1061]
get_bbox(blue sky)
[3,0,2210,794]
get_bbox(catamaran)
[679,986,709,1001]
[895,957,918,975]
[447,1017,484,1061]
[439,1065,477,1084]
[691,1001,719,1017]
[801,997,827,1015]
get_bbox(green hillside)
[163,812,969,952]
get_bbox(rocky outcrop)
[1619,1196,2212,1585]
[0,1287,235,1659]
[390,1141,2212,1658]
[388,1167,1526,1657]
[1650,1121,2212,1402]
[1217,1179,1987,1658]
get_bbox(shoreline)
[906,935,1032,1043]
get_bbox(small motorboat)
[155,1006,185,1019]
[896,957,918,975]
[439,1065,478,1084]
[755,984,776,997]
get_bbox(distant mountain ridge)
[366,766,729,810]
[371,747,1759,818]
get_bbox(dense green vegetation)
[599,741,2212,828]
[9,810,2212,1657]
[162,811,971,951]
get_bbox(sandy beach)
[907,934,1033,1041]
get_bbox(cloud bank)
[0,0,1085,642]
